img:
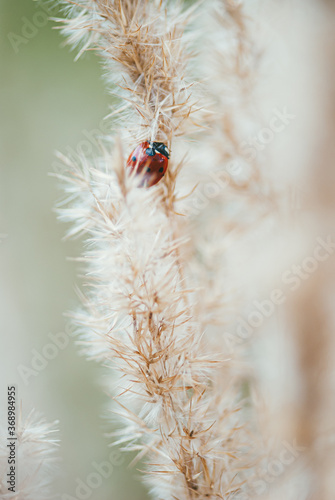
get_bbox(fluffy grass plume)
[54,0,257,499]
[0,409,59,499]
[54,0,335,499]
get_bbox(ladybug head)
[146,141,170,159]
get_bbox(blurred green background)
[0,1,147,497]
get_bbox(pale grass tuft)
[0,409,59,499]
[55,0,263,499]
[56,144,251,498]
[57,0,204,149]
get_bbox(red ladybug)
[127,141,170,187]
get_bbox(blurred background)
[1,1,335,499]
[0,1,146,497]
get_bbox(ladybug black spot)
[147,168,151,172]
[159,167,164,173]
[132,156,136,162]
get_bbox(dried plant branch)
[57,0,201,147]
[57,145,250,498]
[56,1,262,499]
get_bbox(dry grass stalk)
[288,5,335,497]
[56,146,249,499]
[58,0,201,147]
[55,1,255,499]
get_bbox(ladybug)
[127,141,170,187]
